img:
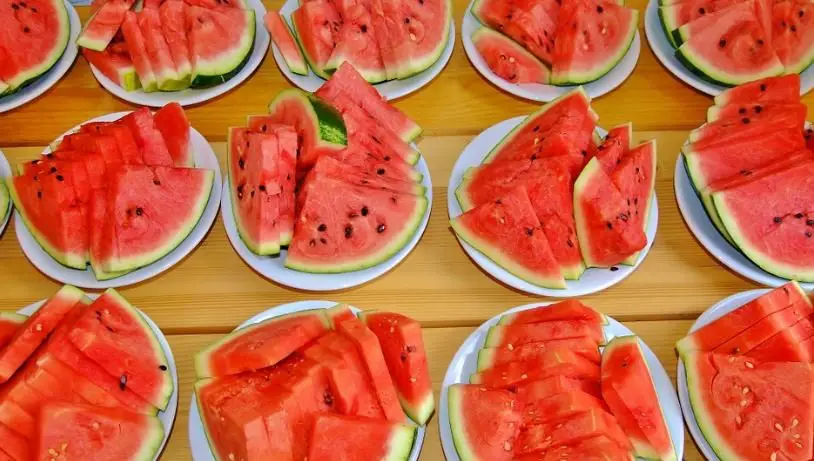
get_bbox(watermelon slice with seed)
[471,26,551,84]
[121,11,158,92]
[713,300,814,355]
[76,0,134,51]
[82,41,142,92]
[499,299,608,325]
[593,122,632,172]
[610,140,656,265]
[471,349,601,388]
[772,0,814,74]
[324,5,387,83]
[478,337,602,368]
[485,319,606,348]
[307,414,417,460]
[714,74,800,108]
[447,384,522,461]
[186,5,255,88]
[515,409,632,456]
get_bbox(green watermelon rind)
[76,7,116,52]
[681,151,736,244]
[285,196,428,273]
[572,158,607,269]
[453,167,479,212]
[4,177,87,269]
[713,190,814,282]
[134,412,167,460]
[268,89,348,151]
[399,0,453,79]
[106,170,214,273]
[290,11,331,79]
[621,139,658,266]
[447,385,481,461]
[657,5,680,48]
[783,41,814,75]
[384,423,418,461]
[0,312,27,325]
[476,348,497,371]
[399,391,435,427]
[675,41,786,87]
[190,9,256,89]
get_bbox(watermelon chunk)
[307,414,417,460]
[447,384,522,461]
[265,11,307,75]
[485,320,606,348]
[158,0,193,88]
[76,0,134,51]
[82,41,142,92]
[747,314,814,362]
[119,108,175,166]
[291,0,341,78]
[0,313,25,349]
[186,5,255,88]
[519,390,607,426]
[121,10,158,92]
[0,285,83,383]
[471,26,550,84]
[307,156,425,197]
[195,309,330,378]
[360,311,435,425]
[593,122,632,172]
[153,103,192,169]
[498,299,608,326]
[658,0,742,47]
[472,0,558,64]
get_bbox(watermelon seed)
[377,224,386,233]
[361,25,367,32]
[159,365,167,371]
[309,239,316,247]
[760,84,767,91]
[698,7,705,13]
[119,375,127,390]
[807,220,814,225]
[259,185,266,192]
[31,7,35,12]
[56,175,64,181]
[581,150,587,157]
[774,217,783,223]
[401,352,407,361]
[251,190,255,198]
[795,213,804,218]
[361,207,369,216]
[153,179,160,186]
[740,169,752,176]
[320,238,327,244]
[757,39,764,46]
[791,25,797,32]
[318,224,327,232]
[135,207,143,216]
[405,17,410,23]
[606,222,612,229]
[238,158,245,169]
[800,9,804,17]
[566,239,573,248]
[33,175,37,181]
[348,212,358,218]
[610,266,619,272]
[50,166,57,173]
[596,5,603,12]
[805,232,811,238]
[344,224,353,238]
[719,39,726,48]
[619,213,628,222]
[11,3,18,9]
[739,108,747,114]
[377,168,385,175]
[525,227,534,236]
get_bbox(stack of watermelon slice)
[78,0,255,92]
[194,304,435,460]
[678,282,814,461]
[451,88,656,289]
[0,0,71,97]
[0,285,173,461]
[448,300,677,460]
[5,103,215,280]
[470,0,639,85]
[227,63,429,273]
[659,0,814,85]
[682,75,814,282]
[266,0,451,82]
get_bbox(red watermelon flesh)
[485,320,605,348]
[88,190,123,280]
[159,0,193,85]
[292,0,341,77]
[121,10,158,92]
[450,187,566,289]
[0,370,46,415]
[265,11,307,75]
[325,4,386,83]
[252,123,297,245]
[707,102,805,123]
[307,414,416,460]
[34,353,130,411]
[515,375,603,402]
[677,282,810,355]
[659,0,742,37]
[35,402,165,461]
[335,316,406,421]
[98,124,143,165]
[301,338,377,417]
[0,285,83,384]
[610,140,656,265]
[807,125,814,150]
[447,384,522,461]
[397,0,452,76]
[308,156,424,199]
[772,0,814,74]
[472,0,557,64]
[137,8,184,91]
[672,0,758,45]
[368,0,408,80]
[82,41,141,92]
[714,300,814,355]
[327,143,422,191]
[472,26,550,84]
[76,0,133,51]
[574,157,647,268]
[361,311,435,425]
[0,422,29,461]
[478,337,602,368]
[315,62,423,142]
[520,390,607,427]
[57,132,124,166]
[119,108,174,166]
[154,102,192,167]
[515,408,632,456]
[325,303,356,327]
[689,103,808,147]
[594,123,632,172]
[470,350,601,388]
[747,315,814,362]
[514,435,634,461]
[602,336,676,461]
[22,366,90,407]
[713,70,799,110]
[0,313,25,349]
[499,300,608,326]
[0,400,34,440]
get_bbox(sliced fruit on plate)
[76,0,134,52]
[22,365,90,407]
[478,337,602,368]
[609,140,656,265]
[689,102,808,146]
[138,8,186,91]
[34,402,165,461]
[713,73,800,108]
[684,352,814,461]
[120,107,175,166]
[676,282,810,355]
[746,314,814,362]
[470,348,601,388]
[285,175,428,273]
[82,42,143,92]
[499,300,608,326]
[33,353,131,410]
[671,0,758,47]
[515,409,632,456]
[772,0,814,74]
[713,299,814,355]
[658,0,741,47]
[121,10,159,93]
[307,414,416,460]
[154,101,193,167]
[713,160,814,281]
[324,5,387,83]
[194,309,329,378]
[516,375,602,401]
[0,285,83,383]
[0,313,25,348]
[265,11,307,76]
[602,335,677,461]
[450,186,566,289]
[159,0,194,88]
[186,5,255,88]
[707,101,804,123]
[306,156,424,199]
[291,0,341,78]
[485,319,606,347]
[447,384,522,461]
[573,157,647,268]
[393,0,452,78]
[361,311,435,425]
[472,0,558,65]
[593,122,632,172]
[472,26,550,84]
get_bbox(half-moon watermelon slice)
[772,0,814,74]
[610,139,656,265]
[186,5,255,88]
[471,26,550,84]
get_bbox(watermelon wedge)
[186,5,255,88]
[120,107,175,166]
[610,140,656,265]
[158,0,193,88]
[689,103,807,146]
[76,0,134,51]
[713,74,800,107]
[472,0,558,65]
[265,11,307,75]
[713,300,814,355]
[658,0,742,47]
[307,414,416,460]
[772,0,814,74]
[324,5,387,83]
[121,10,159,92]
[514,409,632,456]
[82,42,142,92]
[154,102,193,167]
[138,8,187,91]
[707,102,803,123]
[472,26,550,84]
[593,122,632,172]
[447,384,522,461]
[291,0,341,78]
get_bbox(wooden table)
[1,0,804,457]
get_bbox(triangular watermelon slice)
[159,0,194,88]
[609,140,656,265]
[772,0,814,74]
[154,102,193,168]
[76,0,134,51]
[593,122,632,172]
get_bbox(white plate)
[0,0,80,113]
[14,111,222,289]
[674,155,814,289]
[644,0,814,96]
[448,116,658,297]
[274,0,455,100]
[188,300,427,461]
[19,293,180,461]
[89,0,270,107]
[676,288,771,461]
[439,302,685,461]
[221,154,432,291]
[0,149,12,237]
[461,0,641,102]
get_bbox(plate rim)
[0,148,12,237]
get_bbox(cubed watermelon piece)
[307,414,416,460]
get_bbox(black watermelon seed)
[760,84,767,91]
[238,158,245,169]
[11,3,19,9]
[377,168,385,175]
[384,156,391,161]
[738,107,747,114]
[596,5,603,12]
[496,199,502,205]
[31,7,35,11]
[286,174,291,181]
[742,118,750,124]
[525,227,534,236]
[119,375,127,391]
[606,222,613,230]
[309,239,316,247]
[799,9,804,17]
[391,196,397,204]
[135,207,143,216]
[533,125,540,132]
[610,266,619,272]
[320,237,327,244]
[259,185,266,192]
[33,175,38,181]
[634,198,638,205]
[719,39,726,48]
[807,232,813,238]
[377,224,386,233]
[566,239,573,248]
[699,7,705,13]
[405,17,410,23]
[754,105,762,113]
[740,169,752,176]
[56,175,64,182]
[50,166,57,173]
[774,216,783,223]
[153,179,161,186]
[619,213,629,222]
[159,365,167,371]
[344,224,353,238]
[581,150,587,157]
[37,191,42,199]
[251,190,255,198]
[361,179,369,185]
[531,154,538,161]
[371,136,381,144]
[318,224,327,232]
[23,26,30,33]
[791,25,797,32]
[361,207,369,216]
[757,39,764,46]
[796,213,804,219]
[361,24,367,32]
[807,219,814,226]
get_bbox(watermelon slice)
[291,0,341,78]
[471,349,601,388]
[0,285,83,383]
[593,122,632,172]
[451,187,566,288]
[121,10,158,92]
[307,156,425,197]
[519,390,607,426]
[689,103,807,146]
[714,74,800,107]
[186,5,255,88]
[477,343,593,372]
[138,8,187,91]
[324,5,387,83]
[486,319,606,348]
[33,353,132,411]
[514,409,632,456]
[120,107,174,166]
[747,314,814,362]
[713,300,814,355]
[360,311,435,425]
[154,102,193,167]
[610,140,656,265]
[447,384,522,461]
[82,41,142,92]
[265,11,307,75]
[158,0,193,89]
[658,0,741,47]
[0,313,25,348]
[471,26,550,84]
[707,101,803,123]
[516,375,603,402]
[772,0,814,74]
[35,402,164,460]
[573,157,647,268]
[478,337,602,368]
[195,309,329,378]
[671,0,757,47]
[307,414,416,460]
[76,0,133,51]
[472,0,558,65]
[0,423,28,461]
[391,0,452,77]
[602,336,677,461]
[499,299,608,326]
[685,352,814,461]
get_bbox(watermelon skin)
[307,414,417,460]
[76,0,134,51]
[714,74,800,107]
[265,11,308,75]
[685,352,814,461]
[187,5,255,88]
[0,285,83,384]
[447,384,522,461]
[602,336,677,461]
[194,309,330,379]
[610,140,656,265]
[0,313,25,349]
[121,11,159,92]
[360,311,435,425]
[35,402,165,461]
[82,42,143,92]
[154,102,193,167]
[473,26,550,84]
[772,0,814,74]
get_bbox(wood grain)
[159,321,704,460]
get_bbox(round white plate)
[644,0,814,96]
[439,301,685,461]
[674,155,814,289]
[222,154,432,291]
[14,111,222,289]
[676,288,770,461]
[0,0,80,113]
[448,116,658,297]
[19,294,179,461]
[274,0,455,100]
[462,1,641,102]
[188,300,426,461]
[0,148,12,237]
[89,0,270,107]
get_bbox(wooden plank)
[2,0,811,146]
[161,320,704,460]
[0,132,759,333]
